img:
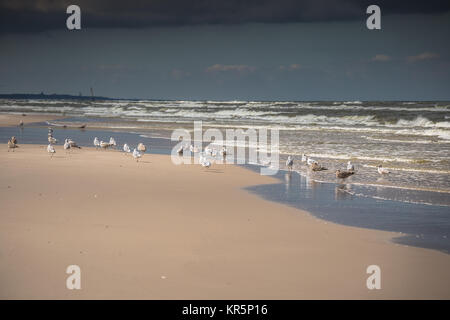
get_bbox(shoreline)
[1,113,450,251]
[1,142,450,298]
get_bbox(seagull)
[100,141,109,149]
[310,162,327,172]
[200,155,211,168]
[109,137,117,147]
[307,157,318,166]
[67,139,81,148]
[301,154,307,162]
[286,156,294,170]
[336,169,354,179]
[47,144,56,157]
[7,137,18,152]
[64,139,71,152]
[220,146,227,156]
[11,136,17,144]
[123,143,131,153]
[94,137,100,148]
[204,145,213,156]
[132,148,142,162]
[48,136,58,144]
[377,165,390,175]
[137,143,146,153]
[347,161,354,172]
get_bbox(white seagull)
[100,141,109,149]
[200,155,211,168]
[301,154,307,162]
[132,148,142,162]
[347,161,355,171]
[123,143,131,153]
[48,136,58,144]
[377,165,390,175]
[307,157,318,166]
[94,137,100,148]
[47,144,56,157]
[137,143,146,153]
[286,156,294,170]
[63,139,71,152]
[109,137,117,147]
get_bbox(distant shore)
[1,113,450,299]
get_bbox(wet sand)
[0,113,64,127]
[1,141,449,299]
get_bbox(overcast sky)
[0,0,449,100]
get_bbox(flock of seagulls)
[285,154,392,179]
[6,127,395,176]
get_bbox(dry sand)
[1,141,449,299]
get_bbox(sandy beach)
[1,116,450,299]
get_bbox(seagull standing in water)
[94,137,100,149]
[132,148,142,162]
[137,143,146,153]
[47,144,56,157]
[335,169,354,179]
[109,137,117,148]
[377,165,390,175]
[286,156,294,171]
[347,161,355,172]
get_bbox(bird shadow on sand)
[202,169,224,174]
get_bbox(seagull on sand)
[347,161,355,172]
[336,169,354,179]
[47,144,56,157]
[67,138,81,149]
[123,143,131,153]
[301,154,307,162]
[200,155,211,168]
[7,137,18,152]
[286,156,294,171]
[64,139,71,152]
[93,137,100,148]
[377,165,390,175]
[137,143,146,153]
[132,148,142,162]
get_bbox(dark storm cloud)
[1,0,450,33]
